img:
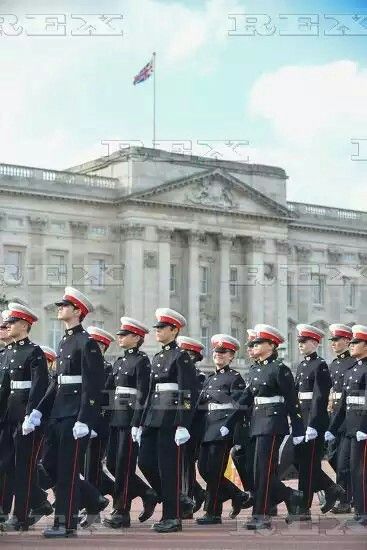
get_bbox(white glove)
[174,426,190,446]
[324,430,335,442]
[90,429,98,439]
[220,426,229,437]
[22,416,35,436]
[135,426,143,446]
[131,426,140,442]
[356,431,367,441]
[293,436,304,445]
[28,409,42,427]
[72,421,89,440]
[305,426,318,442]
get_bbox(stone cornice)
[289,221,367,238]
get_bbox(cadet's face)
[117,333,139,349]
[298,339,318,356]
[213,350,233,368]
[155,326,177,344]
[330,337,350,354]
[57,304,79,322]
[253,341,274,360]
[247,345,255,359]
[350,341,367,359]
[6,319,27,338]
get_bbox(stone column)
[275,239,290,338]
[246,236,265,328]
[187,230,202,340]
[156,227,172,308]
[218,234,233,334]
[294,244,312,322]
[122,223,145,320]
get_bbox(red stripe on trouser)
[363,440,367,514]
[263,436,276,516]
[24,432,36,519]
[34,435,44,464]
[307,440,316,508]
[67,439,80,529]
[176,445,181,518]
[122,435,133,510]
[213,443,228,513]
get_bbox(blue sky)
[1,0,367,208]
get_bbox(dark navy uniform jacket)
[233,354,304,438]
[198,364,246,443]
[1,338,48,424]
[0,348,10,422]
[295,351,331,433]
[106,347,151,429]
[142,340,197,430]
[37,324,104,426]
[328,350,356,433]
[329,356,367,437]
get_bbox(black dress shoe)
[196,513,222,525]
[193,489,206,513]
[103,512,131,528]
[321,484,346,514]
[80,496,109,528]
[245,516,271,530]
[152,518,182,533]
[229,491,252,519]
[285,489,304,516]
[139,489,158,523]
[43,525,76,538]
[344,515,367,527]
[270,505,278,517]
[331,502,352,514]
[28,500,53,526]
[0,516,28,532]
[180,495,194,519]
[286,506,311,523]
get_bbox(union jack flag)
[133,57,154,85]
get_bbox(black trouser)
[106,426,150,513]
[350,438,367,517]
[198,440,241,516]
[84,432,113,497]
[328,433,351,504]
[294,435,335,509]
[0,422,46,523]
[41,417,91,530]
[139,426,183,520]
[252,435,291,517]
[231,436,256,492]
[184,430,204,501]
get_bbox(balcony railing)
[287,201,367,227]
[0,163,118,189]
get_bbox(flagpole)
[153,52,156,148]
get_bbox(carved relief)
[70,221,89,236]
[186,179,237,209]
[28,215,48,230]
[295,243,312,261]
[156,227,172,242]
[275,239,291,255]
[144,251,158,268]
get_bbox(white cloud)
[248,61,367,209]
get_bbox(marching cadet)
[0,310,13,522]
[41,346,57,380]
[80,326,115,527]
[230,325,305,530]
[326,325,367,527]
[196,334,249,525]
[230,329,258,510]
[177,336,206,516]
[0,303,51,532]
[138,308,197,533]
[294,324,344,519]
[102,317,154,529]
[26,287,106,538]
[327,324,355,513]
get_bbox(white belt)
[155,383,178,392]
[346,396,365,405]
[10,380,31,389]
[254,395,284,405]
[298,392,313,400]
[58,375,82,385]
[115,386,137,395]
[331,392,342,400]
[208,403,234,411]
